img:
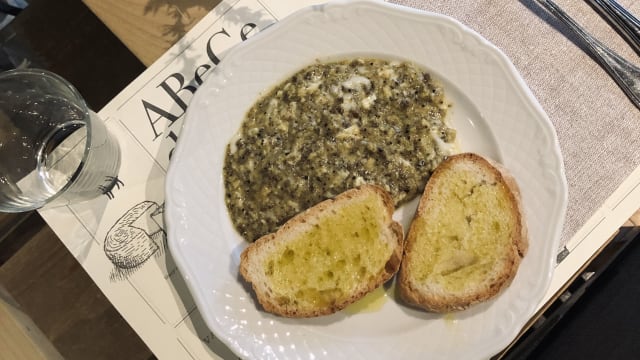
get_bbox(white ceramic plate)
[166,1,568,359]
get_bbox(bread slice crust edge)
[398,153,528,313]
[240,184,404,318]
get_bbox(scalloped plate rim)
[165,1,568,359]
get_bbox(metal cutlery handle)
[587,0,640,55]
[535,0,640,109]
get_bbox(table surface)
[1,0,639,359]
[82,0,223,67]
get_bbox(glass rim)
[0,68,88,107]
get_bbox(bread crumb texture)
[264,196,389,309]
[411,166,512,289]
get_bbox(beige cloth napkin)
[392,0,640,249]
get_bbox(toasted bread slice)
[398,153,527,312]
[240,185,404,317]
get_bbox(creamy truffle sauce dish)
[224,57,457,242]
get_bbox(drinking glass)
[0,68,121,212]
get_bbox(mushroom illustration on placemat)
[104,201,165,280]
